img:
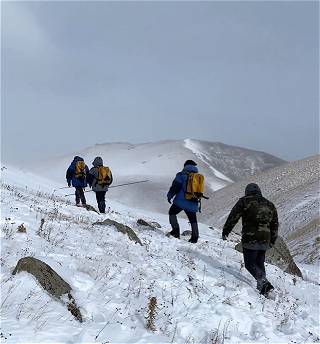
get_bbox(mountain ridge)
[24,139,287,214]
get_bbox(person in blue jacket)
[167,160,200,243]
[66,156,89,206]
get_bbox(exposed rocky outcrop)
[12,257,83,322]
[93,219,143,246]
[80,204,100,214]
[136,218,161,229]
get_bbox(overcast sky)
[1,1,319,165]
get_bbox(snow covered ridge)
[201,154,320,264]
[1,166,319,343]
[24,139,287,214]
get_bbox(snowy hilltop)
[25,139,287,214]
[1,157,319,343]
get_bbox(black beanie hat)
[245,183,261,196]
[184,159,197,167]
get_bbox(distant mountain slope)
[183,139,287,182]
[24,139,287,214]
[200,154,320,264]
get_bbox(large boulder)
[235,236,302,278]
[12,256,83,322]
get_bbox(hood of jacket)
[182,165,198,173]
[92,156,103,167]
[72,156,84,164]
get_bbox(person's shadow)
[178,246,254,288]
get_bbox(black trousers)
[95,191,107,213]
[169,203,197,222]
[168,204,198,237]
[75,186,86,205]
[243,247,267,286]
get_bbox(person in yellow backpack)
[167,160,201,243]
[66,156,89,206]
[86,157,113,213]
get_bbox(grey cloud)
[1,1,319,165]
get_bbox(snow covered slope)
[200,154,320,264]
[23,139,287,214]
[1,165,319,343]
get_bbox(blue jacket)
[66,156,89,187]
[167,165,199,212]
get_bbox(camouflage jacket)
[222,192,278,244]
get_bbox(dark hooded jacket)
[87,157,113,192]
[222,191,278,245]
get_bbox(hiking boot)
[260,282,274,296]
[170,229,180,239]
[188,236,198,243]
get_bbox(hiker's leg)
[79,187,86,204]
[243,248,268,290]
[185,210,198,241]
[101,191,107,213]
[255,250,273,294]
[75,187,81,204]
[168,204,182,238]
[95,192,101,210]
[256,250,266,275]
[96,191,106,213]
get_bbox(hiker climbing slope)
[167,159,205,243]
[221,183,279,297]
[66,156,89,206]
[87,156,113,214]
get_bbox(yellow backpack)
[74,161,86,179]
[97,166,111,186]
[185,172,205,202]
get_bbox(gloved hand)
[167,198,172,204]
[222,235,228,241]
[68,182,71,187]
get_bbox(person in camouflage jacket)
[222,183,278,296]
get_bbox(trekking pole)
[53,186,71,193]
[65,189,93,196]
[269,242,288,261]
[109,180,148,189]
[64,180,149,196]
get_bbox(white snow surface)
[1,164,319,344]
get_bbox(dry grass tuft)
[17,223,26,233]
[146,296,157,331]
